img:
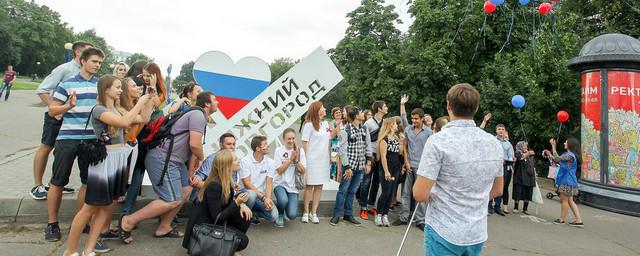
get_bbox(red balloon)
[557,110,569,123]
[484,1,497,14]
[551,0,560,2]
[538,2,552,15]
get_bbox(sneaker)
[359,209,368,220]
[94,240,111,253]
[99,229,119,239]
[343,215,361,225]
[391,219,408,226]
[374,214,383,226]
[30,185,47,200]
[569,221,584,228]
[494,209,505,216]
[382,215,390,227]
[369,208,378,216]
[311,214,320,224]
[488,207,494,215]
[275,215,285,228]
[251,216,261,225]
[522,210,530,215]
[301,213,309,223]
[513,209,519,213]
[329,216,340,226]
[553,219,565,225]
[82,252,96,256]
[44,223,61,242]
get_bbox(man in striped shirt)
[44,47,104,243]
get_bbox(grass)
[10,82,38,90]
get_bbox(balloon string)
[551,6,564,55]
[451,0,474,45]
[471,15,488,66]
[499,7,515,53]
[556,122,563,142]
[518,110,528,142]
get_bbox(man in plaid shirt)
[330,105,372,226]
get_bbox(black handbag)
[188,213,242,256]
[78,105,107,166]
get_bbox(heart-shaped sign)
[193,51,271,119]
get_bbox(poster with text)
[581,71,602,183]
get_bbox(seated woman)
[183,149,253,255]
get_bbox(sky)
[34,0,413,74]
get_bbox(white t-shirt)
[272,146,307,194]
[301,121,331,185]
[417,120,503,246]
[239,154,276,193]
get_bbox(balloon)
[538,2,552,15]
[557,110,569,123]
[519,0,530,5]
[551,0,560,2]
[490,0,505,5]
[484,1,497,14]
[511,95,526,109]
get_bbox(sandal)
[154,228,184,238]
[553,219,565,225]
[118,214,133,244]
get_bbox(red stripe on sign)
[216,96,251,119]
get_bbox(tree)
[172,61,194,93]
[331,0,404,113]
[269,57,297,83]
[124,53,153,67]
[2,0,74,76]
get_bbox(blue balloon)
[511,95,526,109]
[490,0,505,5]
[519,0,530,5]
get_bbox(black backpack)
[139,107,206,186]
[368,117,383,142]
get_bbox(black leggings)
[376,167,399,215]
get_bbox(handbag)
[188,213,242,256]
[295,169,306,190]
[78,106,107,166]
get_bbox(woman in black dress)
[512,141,537,215]
[183,149,253,255]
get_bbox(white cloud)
[34,0,413,74]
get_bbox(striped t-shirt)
[52,74,98,140]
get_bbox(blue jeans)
[252,194,279,221]
[122,167,144,214]
[425,225,484,256]
[334,168,364,217]
[273,186,299,220]
[0,81,12,100]
[359,161,380,209]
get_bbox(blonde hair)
[376,117,398,161]
[112,62,130,77]
[198,149,236,202]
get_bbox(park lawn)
[11,82,38,90]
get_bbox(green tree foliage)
[172,61,195,93]
[269,57,296,83]
[124,53,153,67]
[75,29,114,76]
[1,0,74,76]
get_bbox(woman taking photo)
[182,149,252,256]
[63,75,154,256]
[375,118,401,227]
[168,82,202,114]
[142,63,168,121]
[301,101,338,224]
[512,141,537,215]
[550,138,584,227]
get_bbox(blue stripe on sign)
[193,70,269,101]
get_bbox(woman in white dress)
[300,101,338,224]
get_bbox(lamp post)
[64,43,73,63]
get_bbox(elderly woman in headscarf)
[512,141,537,215]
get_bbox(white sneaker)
[311,214,320,224]
[301,213,309,223]
[382,215,390,227]
[375,214,383,226]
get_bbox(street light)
[64,42,73,63]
